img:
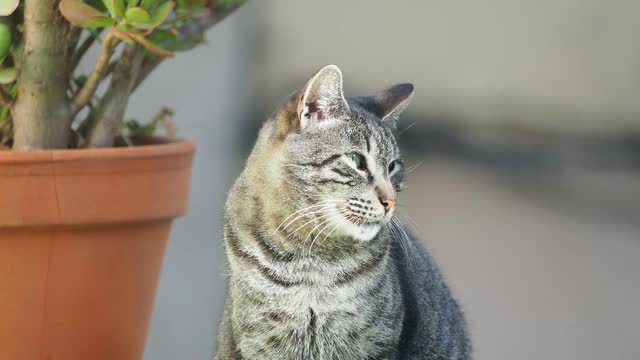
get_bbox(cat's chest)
[232,281,403,360]
[273,284,362,314]
[240,304,397,360]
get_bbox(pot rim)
[0,137,195,227]
[0,137,195,165]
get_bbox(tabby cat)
[216,65,470,359]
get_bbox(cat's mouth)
[343,201,387,224]
[345,217,380,227]
[344,221,381,242]
[334,206,385,241]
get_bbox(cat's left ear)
[369,83,415,127]
[297,65,350,129]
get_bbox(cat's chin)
[336,220,381,242]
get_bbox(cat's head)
[271,65,413,242]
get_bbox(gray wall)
[254,0,640,133]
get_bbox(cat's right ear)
[275,65,350,137]
[295,65,350,130]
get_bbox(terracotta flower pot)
[0,138,195,360]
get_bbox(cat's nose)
[375,185,396,212]
[380,197,396,212]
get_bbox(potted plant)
[0,1,245,359]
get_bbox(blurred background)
[115,1,640,359]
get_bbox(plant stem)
[70,32,118,118]
[0,88,11,107]
[12,0,71,150]
[0,117,12,147]
[82,1,248,146]
[132,1,247,93]
[84,45,145,148]
[69,29,103,76]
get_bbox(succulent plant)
[0,0,246,150]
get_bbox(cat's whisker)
[350,209,366,227]
[397,121,416,136]
[393,211,412,227]
[305,214,346,256]
[390,218,412,271]
[392,222,411,271]
[275,200,341,233]
[392,217,420,270]
[275,207,334,237]
[395,211,421,234]
[284,211,337,241]
[316,208,354,248]
[302,212,344,247]
[279,206,339,235]
[405,161,423,174]
[277,205,334,232]
[318,220,343,248]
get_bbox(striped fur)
[215,66,470,359]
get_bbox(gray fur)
[215,65,470,359]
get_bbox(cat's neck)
[231,175,389,263]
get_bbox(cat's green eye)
[346,153,366,171]
[388,159,402,175]
[388,161,396,173]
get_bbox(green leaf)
[148,28,175,41]
[83,16,116,28]
[0,67,17,84]
[114,0,126,17]
[101,0,116,17]
[150,28,200,52]
[128,0,140,7]
[9,80,16,97]
[0,23,12,63]
[177,0,206,8]
[140,0,159,9]
[133,34,174,57]
[126,2,173,29]
[0,0,19,16]
[74,74,88,88]
[87,0,108,12]
[60,0,108,27]
[0,106,9,127]
[125,6,151,23]
[150,1,174,25]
